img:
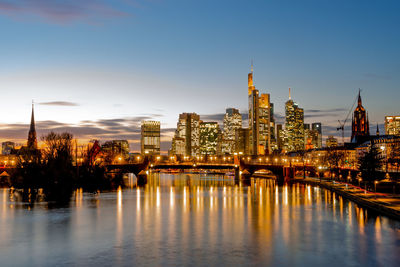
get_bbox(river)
[0,173,399,266]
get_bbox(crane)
[337,90,360,145]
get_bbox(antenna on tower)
[251,59,253,73]
[289,87,291,100]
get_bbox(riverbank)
[292,177,400,221]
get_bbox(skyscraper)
[269,103,277,151]
[235,128,250,155]
[200,122,221,155]
[312,122,322,148]
[351,90,369,143]
[173,113,200,157]
[385,116,400,135]
[141,121,161,155]
[284,88,304,152]
[247,64,272,155]
[27,103,37,149]
[222,108,242,154]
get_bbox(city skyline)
[0,0,399,152]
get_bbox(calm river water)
[0,173,399,267]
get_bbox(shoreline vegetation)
[9,132,122,205]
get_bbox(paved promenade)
[294,177,400,220]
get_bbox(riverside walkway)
[293,177,400,220]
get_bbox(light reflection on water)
[0,173,399,267]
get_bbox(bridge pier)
[136,170,148,186]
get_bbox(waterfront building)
[284,88,304,152]
[141,121,160,155]
[222,108,242,154]
[27,103,37,149]
[247,65,272,155]
[351,90,370,143]
[173,113,200,157]
[2,142,15,155]
[385,116,400,135]
[235,127,250,155]
[326,135,338,147]
[200,122,221,155]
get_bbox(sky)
[0,0,399,152]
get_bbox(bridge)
[105,155,303,184]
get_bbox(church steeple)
[28,101,37,149]
[357,88,362,107]
[351,90,370,143]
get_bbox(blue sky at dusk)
[0,0,399,152]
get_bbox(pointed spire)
[358,88,362,106]
[289,87,291,100]
[30,101,35,132]
[251,59,253,73]
[28,101,37,149]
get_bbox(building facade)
[235,128,250,155]
[173,113,200,157]
[284,89,304,152]
[141,121,161,155]
[326,136,338,147]
[247,65,272,155]
[200,122,221,155]
[222,108,242,154]
[385,116,400,136]
[2,142,15,155]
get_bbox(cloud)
[0,115,165,152]
[39,101,79,106]
[0,0,130,23]
[200,113,225,122]
[305,108,347,113]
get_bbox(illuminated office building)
[200,122,221,155]
[173,113,200,157]
[222,108,242,154]
[141,121,160,155]
[284,88,304,152]
[326,136,338,148]
[248,65,272,155]
[385,116,400,135]
[312,122,322,148]
[235,128,250,155]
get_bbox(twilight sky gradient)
[0,0,399,152]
